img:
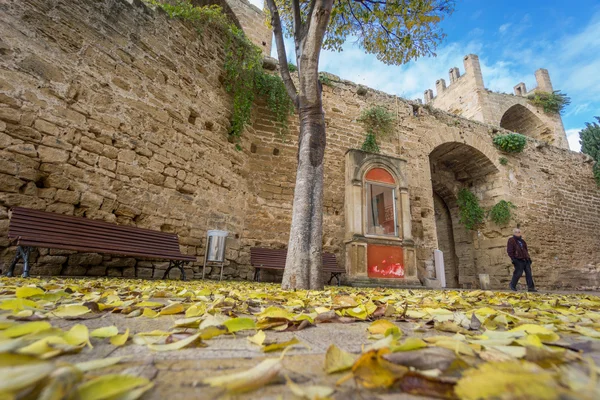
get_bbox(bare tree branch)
[265,0,299,107]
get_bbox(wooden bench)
[250,247,344,285]
[5,207,196,279]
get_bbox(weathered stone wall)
[0,0,250,280]
[1,0,598,289]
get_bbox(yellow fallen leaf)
[333,295,358,308]
[53,305,91,318]
[345,305,368,320]
[173,317,202,328]
[455,361,559,400]
[391,337,428,352]
[352,349,407,389]
[199,326,228,340]
[66,324,92,348]
[142,308,158,318]
[76,374,152,400]
[18,336,82,359]
[0,320,51,338]
[158,303,184,316]
[91,326,119,338]
[75,357,124,372]
[257,306,296,320]
[16,286,44,298]
[135,301,163,308]
[203,358,281,393]
[263,337,301,352]
[367,319,398,335]
[110,328,129,347]
[0,362,54,393]
[0,298,39,311]
[286,375,334,399]
[148,332,202,351]
[37,365,83,400]
[576,326,600,339]
[515,334,544,348]
[248,330,266,346]
[510,324,560,342]
[224,317,256,333]
[324,344,357,374]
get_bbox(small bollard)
[479,273,490,290]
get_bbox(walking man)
[507,228,537,292]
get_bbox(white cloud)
[566,128,582,152]
[247,0,264,10]
[499,23,511,34]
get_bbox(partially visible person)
[507,228,537,292]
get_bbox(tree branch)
[266,0,299,107]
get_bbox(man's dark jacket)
[507,236,531,261]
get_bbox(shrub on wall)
[499,157,508,165]
[489,200,516,225]
[493,133,527,153]
[358,105,395,153]
[579,116,600,186]
[146,0,294,148]
[457,188,485,230]
[527,90,571,114]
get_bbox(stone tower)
[193,0,272,55]
[423,54,569,149]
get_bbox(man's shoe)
[528,288,538,293]
[509,285,517,291]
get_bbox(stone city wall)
[1,0,599,288]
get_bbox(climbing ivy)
[488,200,516,225]
[579,117,600,186]
[499,157,508,166]
[145,1,294,146]
[358,105,395,153]
[493,133,527,153]
[527,90,571,114]
[457,188,485,230]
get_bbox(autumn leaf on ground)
[90,326,119,338]
[110,328,129,347]
[147,332,203,351]
[37,365,83,400]
[286,375,334,399]
[0,320,51,338]
[248,330,266,346]
[383,347,457,371]
[224,317,256,333]
[324,344,357,374]
[351,349,408,389]
[455,360,560,400]
[53,305,91,318]
[75,374,152,400]
[262,336,302,352]
[203,358,282,393]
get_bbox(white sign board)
[434,249,446,288]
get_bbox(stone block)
[68,253,103,266]
[0,173,24,192]
[45,202,74,215]
[107,267,123,277]
[86,266,107,276]
[62,265,87,276]
[6,143,37,158]
[33,264,63,276]
[104,257,136,268]
[38,255,67,264]
[122,267,136,277]
[424,278,442,289]
[137,267,154,278]
[80,192,103,209]
[34,119,59,135]
[37,146,68,163]
[55,189,80,204]
[43,174,70,189]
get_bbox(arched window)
[365,168,398,237]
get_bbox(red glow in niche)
[365,168,395,184]
[367,244,404,278]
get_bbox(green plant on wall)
[499,157,508,165]
[579,116,600,186]
[488,200,516,225]
[146,1,294,147]
[457,188,485,230]
[357,105,395,153]
[493,133,527,153]
[527,90,571,114]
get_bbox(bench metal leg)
[254,268,261,282]
[6,246,32,278]
[163,261,187,281]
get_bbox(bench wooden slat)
[6,207,195,278]
[10,207,176,238]
[250,247,344,285]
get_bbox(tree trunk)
[281,100,326,290]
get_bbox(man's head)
[513,228,522,238]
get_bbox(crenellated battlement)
[422,54,568,149]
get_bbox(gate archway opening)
[500,104,552,142]
[429,142,499,288]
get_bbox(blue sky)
[250,0,600,151]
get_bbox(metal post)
[202,232,209,280]
[21,246,32,278]
[219,262,224,281]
